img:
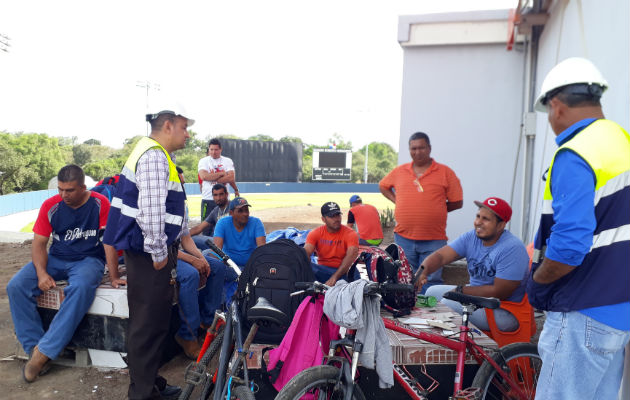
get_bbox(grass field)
[17,193,393,232]
[186,192,393,217]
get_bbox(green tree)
[83,139,101,145]
[0,132,65,193]
[351,142,397,183]
[83,158,125,181]
[279,136,302,144]
[72,144,92,166]
[247,134,274,141]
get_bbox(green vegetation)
[0,130,398,195]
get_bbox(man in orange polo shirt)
[347,195,383,246]
[305,202,360,286]
[379,132,463,293]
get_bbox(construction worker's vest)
[527,119,630,311]
[103,137,185,253]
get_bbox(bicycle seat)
[443,291,500,310]
[247,297,288,326]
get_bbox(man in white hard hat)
[103,103,194,399]
[527,57,630,399]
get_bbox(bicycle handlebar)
[205,239,241,277]
[291,280,414,297]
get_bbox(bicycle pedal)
[183,362,205,386]
[450,387,481,400]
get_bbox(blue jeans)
[394,233,446,293]
[310,262,360,283]
[7,255,105,359]
[426,285,518,332]
[535,311,630,400]
[192,235,213,252]
[176,256,239,340]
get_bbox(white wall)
[398,11,526,241]
[527,0,630,241]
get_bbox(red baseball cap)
[474,197,512,222]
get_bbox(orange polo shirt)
[306,225,359,268]
[379,160,462,241]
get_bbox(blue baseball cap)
[349,195,361,205]
[229,196,251,211]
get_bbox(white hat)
[534,57,608,113]
[146,100,195,127]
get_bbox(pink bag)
[264,295,340,392]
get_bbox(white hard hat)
[146,101,195,127]
[534,57,608,112]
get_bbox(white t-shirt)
[198,155,235,199]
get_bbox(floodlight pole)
[136,80,160,135]
[363,144,369,183]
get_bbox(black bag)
[237,239,315,344]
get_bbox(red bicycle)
[276,281,541,400]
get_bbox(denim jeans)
[176,255,239,340]
[7,255,105,359]
[192,234,213,252]
[310,262,360,283]
[425,285,518,332]
[394,233,446,293]
[535,311,630,400]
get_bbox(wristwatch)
[455,285,465,294]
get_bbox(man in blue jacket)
[528,57,630,399]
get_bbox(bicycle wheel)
[178,327,225,400]
[230,385,255,400]
[275,365,366,400]
[471,342,542,400]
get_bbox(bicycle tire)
[230,385,255,400]
[274,365,366,400]
[178,327,225,400]
[471,342,542,400]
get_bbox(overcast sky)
[1,0,513,151]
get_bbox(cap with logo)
[473,197,512,222]
[349,195,361,206]
[321,201,342,217]
[229,196,251,211]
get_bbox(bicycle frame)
[382,315,529,399]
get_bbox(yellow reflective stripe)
[165,213,183,226]
[594,169,630,206]
[591,224,630,251]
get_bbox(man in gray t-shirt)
[416,197,529,332]
[191,183,229,250]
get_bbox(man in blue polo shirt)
[212,197,266,268]
[528,57,630,399]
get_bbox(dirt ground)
[0,205,472,399]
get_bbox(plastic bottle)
[416,295,437,308]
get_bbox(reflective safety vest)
[103,137,186,253]
[527,119,630,311]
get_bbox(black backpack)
[236,239,315,344]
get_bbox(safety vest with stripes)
[527,119,630,311]
[103,137,186,253]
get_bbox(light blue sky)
[0,0,514,151]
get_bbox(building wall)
[527,0,630,240]
[398,10,526,241]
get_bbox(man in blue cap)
[212,197,266,268]
[347,195,383,246]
